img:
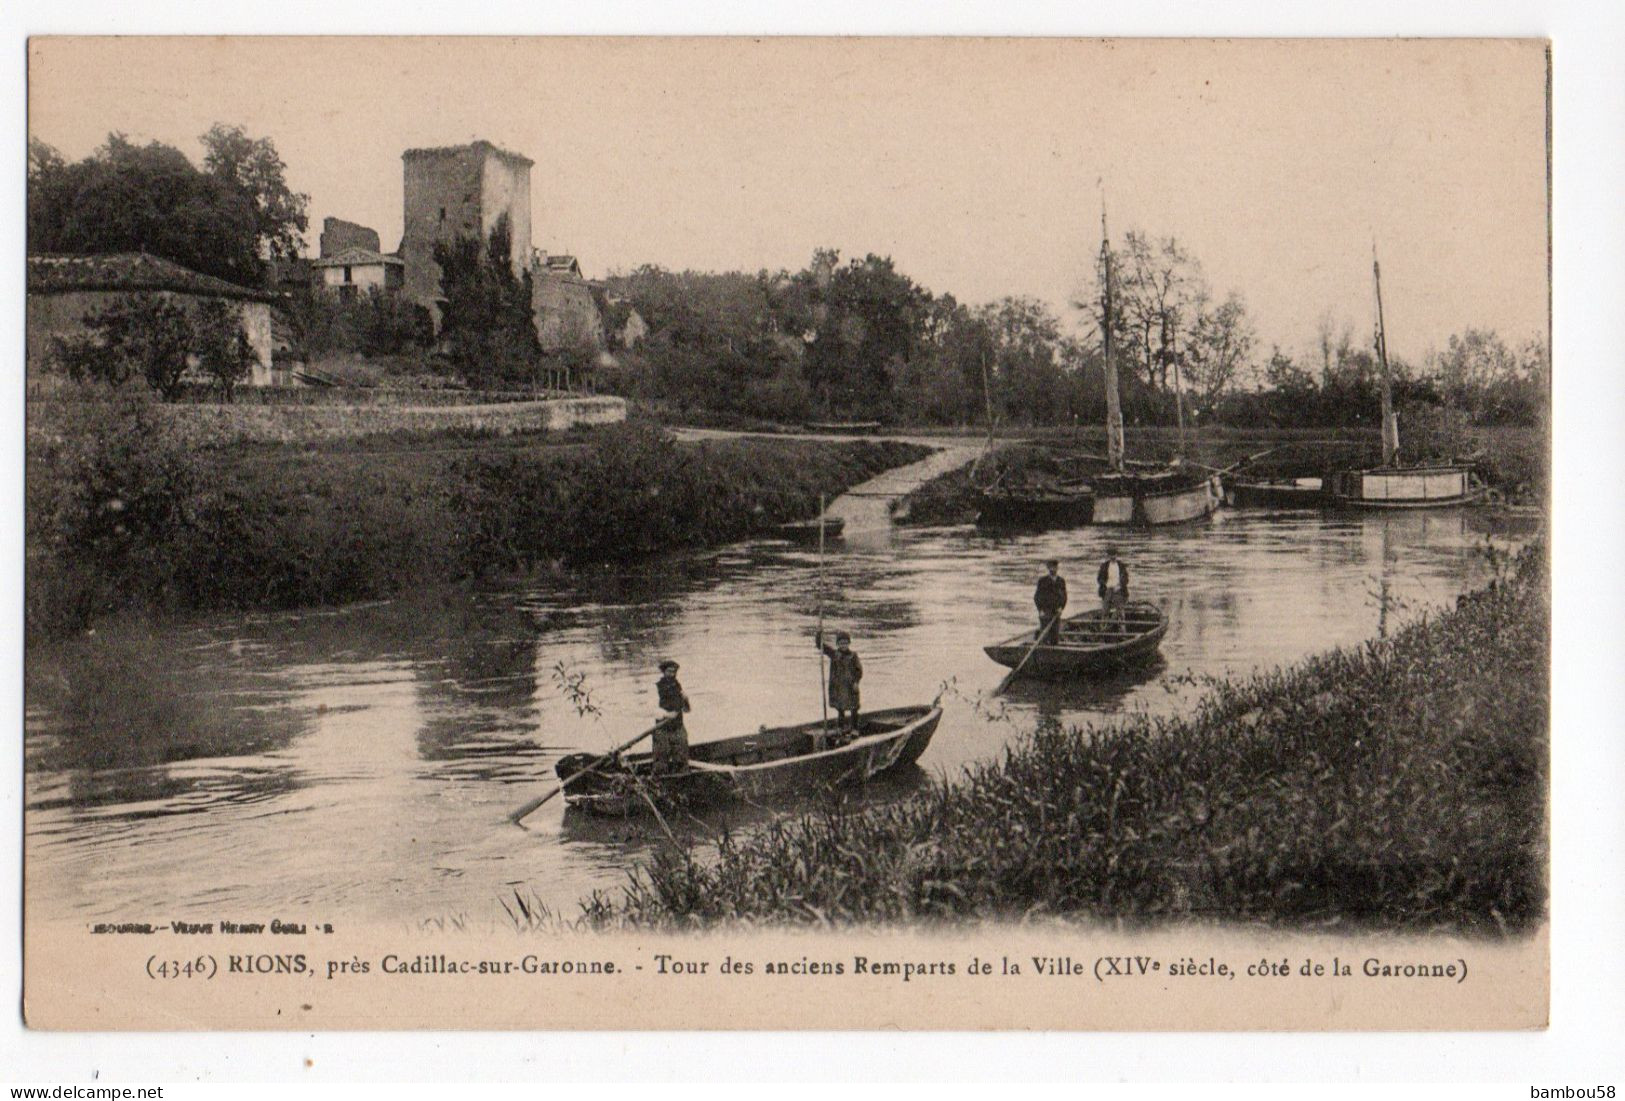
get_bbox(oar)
[508,722,662,825]
[993,615,1055,696]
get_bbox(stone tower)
[399,140,534,327]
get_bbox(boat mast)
[1100,202,1126,473]
[1168,319,1187,461]
[1372,242,1400,466]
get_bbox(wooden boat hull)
[1091,472,1221,527]
[777,517,844,542]
[1224,478,1328,509]
[984,603,1168,678]
[555,705,942,817]
[975,488,1094,528]
[1327,466,1488,509]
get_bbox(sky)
[28,37,1549,364]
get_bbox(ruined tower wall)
[401,148,481,321]
[479,155,532,276]
[318,217,382,258]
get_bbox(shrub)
[26,388,203,630]
[193,297,258,401]
[49,293,195,399]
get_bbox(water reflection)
[998,656,1168,722]
[25,465,1530,924]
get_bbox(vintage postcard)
[22,36,1549,1030]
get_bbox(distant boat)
[984,603,1169,678]
[974,208,1219,530]
[1328,249,1489,510]
[1081,208,1218,527]
[777,516,844,542]
[552,705,942,817]
[1224,476,1328,509]
[803,420,882,434]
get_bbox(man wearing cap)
[1097,546,1129,622]
[815,629,863,735]
[1034,559,1068,643]
[653,659,691,772]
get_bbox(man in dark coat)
[1034,559,1068,643]
[816,629,863,734]
[653,659,691,772]
[1097,546,1129,621]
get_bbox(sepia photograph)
[19,35,1556,1033]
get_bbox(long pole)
[1372,242,1399,466]
[1170,322,1188,461]
[509,722,661,825]
[994,616,1055,696]
[817,494,829,736]
[971,345,997,478]
[1101,204,1125,473]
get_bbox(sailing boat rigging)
[1085,207,1222,526]
[1325,247,1489,509]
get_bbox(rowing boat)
[984,602,1169,678]
[553,704,942,817]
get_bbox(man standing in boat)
[653,659,691,773]
[1034,559,1068,643]
[815,629,863,736]
[1098,546,1129,622]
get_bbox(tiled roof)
[538,254,583,277]
[27,252,275,302]
[311,247,404,268]
[401,139,534,167]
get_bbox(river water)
[24,445,1534,928]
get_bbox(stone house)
[312,247,405,301]
[26,252,280,386]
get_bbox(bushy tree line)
[1215,322,1548,435]
[601,238,1263,428]
[282,286,433,364]
[29,126,308,288]
[604,241,1545,433]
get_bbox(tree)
[1184,291,1256,412]
[52,294,196,400]
[435,216,541,389]
[1114,232,1204,393]
[193,298,258,401]
[978,297,1072,425]
[805,253,932,416]
[200,124,310,265]
[28,126,305,287]
[1074,228,1211,414]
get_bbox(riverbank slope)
[26,393,930,637]
[582,542,1547,933]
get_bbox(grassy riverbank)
[893,425,1546,525]
[25,393,930,637]
[581,543,1547,933]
